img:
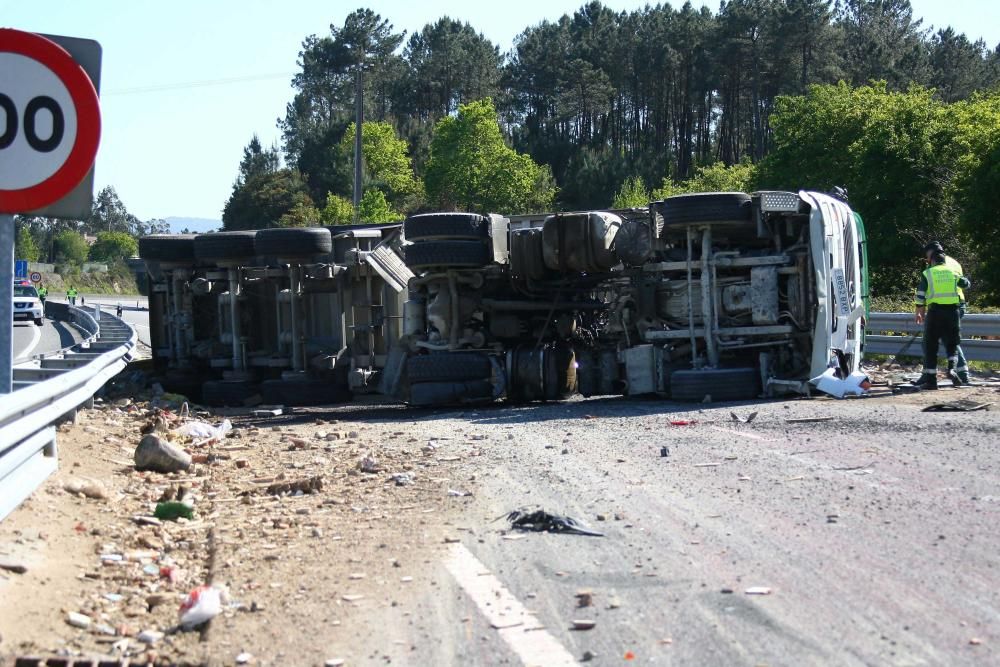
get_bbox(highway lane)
[47,295,150,347]
[11,316,84,363]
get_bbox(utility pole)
[352,65,364,224]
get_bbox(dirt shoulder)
[0,398,478,666]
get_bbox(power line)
[103,72,295,96]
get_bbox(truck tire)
[138,234,196,262]
[404,213,490,242]
[201,380,260,407]
[408,379,494,407]
[669,367,761,402]
[407,352,492,383]
[654,192,752,227]
[194,231,257,261]
[255,227,332,257]
[260,377,350,406]
[404,241,491,270]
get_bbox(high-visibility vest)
[944,255,965,302]
[67,288,77,297]
[924,265,961,305]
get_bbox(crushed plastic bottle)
[179,585,224,628]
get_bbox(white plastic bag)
[812,368,870,398]
[172,419,232,441]
[179,585,223,628]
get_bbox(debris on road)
[575,590,594,607]
[172,418,232,441]
[265,475,323,496]
[506,509,604,537]
[179,584,224,629]
[0,558,28,574]
[154,500,195,521]
[660,446,670,457]
[134,433,192,473]
[730,411,758,424]
[571,619,597,630]
[813,368,871,398]
[922,400,992,412]
[65,611,92,629]
[61,477,109,500]
[670,419,696,426]
[786,417,835,423]
[745,586,773,595]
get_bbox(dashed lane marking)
[444,542,579,667]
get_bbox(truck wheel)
[255,227,332,257]
[404,241,491,270]
[407,352,492,383]
[654,192,752,227]
[260,377,350,406]
[138,234,197,262]
[201,380,260,407]
[194,231,257,261]
[404,213,490,242]
[669,367,761,402]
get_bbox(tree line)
[14,186,168,274]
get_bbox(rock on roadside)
[134,433,191,473]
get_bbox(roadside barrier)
[0,304,136,520]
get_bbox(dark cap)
[930,251,947,264]
[923,240,944,254]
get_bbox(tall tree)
[836,0,929,89]
[929,28,990,102]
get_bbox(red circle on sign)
[0,29,101,213]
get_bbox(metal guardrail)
[866,312,1000,363]
[0,305,137,521]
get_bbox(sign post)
[0,29,101,394]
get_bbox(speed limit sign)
[0,29,101,213]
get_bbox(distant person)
[923,241,970,384]
[67,285,77,306]
[37,284,47,306]
[913,251,970,390]
[116,303,123,318]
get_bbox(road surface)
[11,317,83,363]
[48,295,151,347]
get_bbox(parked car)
[13,283,44,326]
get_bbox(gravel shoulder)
[2,373,999,666]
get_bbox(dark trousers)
[923,304,960,372]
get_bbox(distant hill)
[164,217,221,234]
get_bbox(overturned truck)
[139,191,868,407]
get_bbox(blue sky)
[3,0,998,222]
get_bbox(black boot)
[913,373,938,390]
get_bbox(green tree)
[321,193,356,225]
[223,169,314,230]
[425,98,555,213]
[15,223,40,262]
[278,202,322,228]
[757,82,953,293]
[358,189,401,223]
[653,161,758,199]
[52,230,89,266]
[612,176,651,208]
[88,231,138,263]
[336,121,422,207]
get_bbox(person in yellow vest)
[913,251,970,390]
[67,286,78,306]
[923,241,969,384]
[37,284,47,306]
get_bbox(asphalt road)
[11,316,83,363]
[305,386,999,666]
[48,295,151,347]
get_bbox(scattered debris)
[358,452,380,473]
[660,446,670,457]
[137,629,164,644]
[391,472,414,486]
[786,417,835,424]
[66,611,92,629]
[0,559,27,574]
[923,400,992,412]
[730,411,758,424]
[571,619,597,630]
[575,590,594,607]
[134,433,192,473]
[154,501,195,522]
[745,586,772,595]
[447,489,472,497]
[265,476,323,496]
[252,406,284,418]
[62,476,109,500]
[813,368,871,398]
[236,651,254,664]
[179,585,224,629]
[693,462,724,468]
[506,509,604,537]
[172,418,232,441]
[670,420,696,426]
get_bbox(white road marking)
[709,426,774,441]
[14,321,42,362]
[444,542,578,667]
